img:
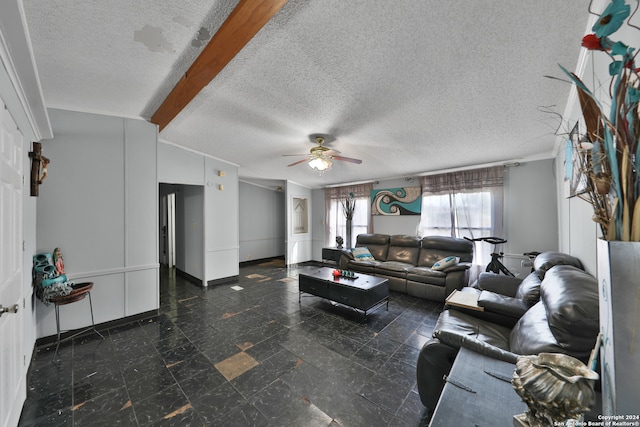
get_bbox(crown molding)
[0,0,52,141]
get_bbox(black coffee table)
[298,267,389,317]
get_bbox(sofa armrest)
[472,272,522,297]
[338,251,354,269]
[417,339,458,410]
[443,269,470,298]
[477,291,529,319]
[435,330,519,364]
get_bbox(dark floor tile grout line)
[19,263,436,426]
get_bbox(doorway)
[159,188,176,268]
[158,183,205,294]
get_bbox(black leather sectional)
[416,251,599,411]
[339,234,474,302]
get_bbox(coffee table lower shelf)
[299,291,389,317]
[298,268,389,318]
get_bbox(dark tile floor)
[19,261,441,426]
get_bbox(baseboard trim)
[175,268,203,286]
[286,260,322,268]
[239,255,285,267]
[35,309,158,346]
[207,275,239,287]
[173,268,239,288]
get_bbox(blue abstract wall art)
[371,187,422,216]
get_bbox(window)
[327,196,369,247]
[417,167,504,271]
[418,191,494,239]
[324,183,373,248]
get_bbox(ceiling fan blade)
[282,154,308,157]
[324,149,341,155]
[287,158,310,167]
[333,155,362,164]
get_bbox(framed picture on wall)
[564,122,588,198]
[292,196,308,234]
[370,187,422,215]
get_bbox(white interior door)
[0,98,26,427]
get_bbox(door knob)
[0,304,19,317]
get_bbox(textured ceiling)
[23,0,591,188]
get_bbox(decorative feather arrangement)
[560,0,640,241]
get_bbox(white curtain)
[417,167,504,278]
[324,183,374,247]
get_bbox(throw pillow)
[351,247,375,261]
[432,256,459,271]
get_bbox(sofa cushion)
[432,310,517,362]
[373,261,412,279]
[478,291,530,318]
[386,235,421,264]
[533,251,584,280]
[539,265,599,357]
[354,234,390,261]
[351,247,374,261]
[434,310,512,350]
[417,236,474,267]
[509,302,567,356]
[346,259,382,274]
[471,272,523,297]
[514,273,542,306]
[378,261,413,272]
[406,266,447,286]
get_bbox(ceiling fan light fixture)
[285,134,360,172]
[308,156,333,173]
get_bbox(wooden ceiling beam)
[151,0,289,131]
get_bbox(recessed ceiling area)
[23,0,590,188]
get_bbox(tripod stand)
[464,236,514,276]
[464,237,540,277]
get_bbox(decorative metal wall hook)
[29,142,50,196]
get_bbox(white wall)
[36,109,158,338]
[204,157,239,284]
[239,181,285,262]
[311,160,559,271]
[311,188,325,261]
[175,185,204,280]
[502,160,559,276]
[286,181,312,265]
[158,143,204,185]
[157,142,239,285]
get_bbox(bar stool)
[50,282,104,360]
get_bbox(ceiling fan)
[284,135,362,174]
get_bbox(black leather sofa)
[339,234,474,302]
[456,251,584,327]
[416,259,599,411]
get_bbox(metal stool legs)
[87,292,102,338]
[52,290,104,361]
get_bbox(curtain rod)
[323,157,532,189]
[323,179,376,189]
[416,160,522,177]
